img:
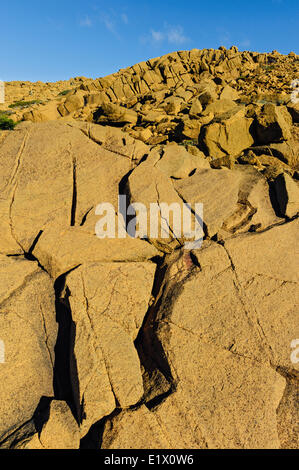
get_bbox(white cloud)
[149,24,189,45]
[101,14,119,37]
[166,26,188,45]
[80,15,92,27]
[151,30,164,42]
[79,9,128,37]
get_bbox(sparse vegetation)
[179,139,198,149]
[262,64,275,72]
[0,114,16,130]
[58,89,71,96]
[8,100,43,109]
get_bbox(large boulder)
[174,168,241,237]
[33,223,160,280]
[200,108,254,158]
[189,98,203,118]
[127,159,195,252]
[97,102,138,126]
[220,84,240,101]
[202,98,240,118]
[222,166,281,234]
[155,142,209,179]
[255,104,293,144]
[23,101,61,122]
[161,96,184,115]
[181,118,202,140]
[58,90,86,116]
[196,80,218,105]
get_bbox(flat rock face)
[174,168,241,237]
[102,405,171,449]
[66,261,156,436]
[24,400,80,449]
[0,48,298,449]
[0,256,57,443]
[102,227,298,449]
[0,121,139,254]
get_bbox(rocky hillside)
[0,47,298,449]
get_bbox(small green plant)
[261,64,275,72]
[58,89,71,96]
[8,100,43,109]
[178,139,198,149]
[0,114,16,130]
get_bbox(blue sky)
[0,0,298,82]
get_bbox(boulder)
[23,101,61,122]
[181,118,202,140]
[97,102,138,126]
[255,104,293,144]
[210,155,235,169]
[189,98,203,118]
[274,172,299,218]
[60,90,86,115]
[127,159,203,253]
[222,166,281,234]
[174,168,241,237]
[196,80,218,105]
[33,224,160,280]
[161,96,184,115]
[85,92,109,107]
[85,123,149,164]
[141,110,168,124]
[155,142,209,179]
[127,159,200,252]
[220,84,240,101]
[202,98,240,118]
[200,108,254,158]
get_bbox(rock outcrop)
[0,47,298,449]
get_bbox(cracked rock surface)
[0,47,298,449]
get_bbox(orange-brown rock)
[0,47,298,451]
